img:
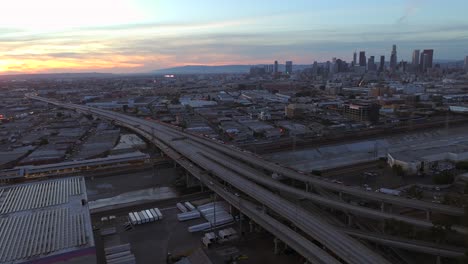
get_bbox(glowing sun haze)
[1,0,468,74]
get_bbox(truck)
[376,188,401,196]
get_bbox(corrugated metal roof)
[0,177,82,214]
[0,177,94,263]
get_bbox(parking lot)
[93,203,302,263]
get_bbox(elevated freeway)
[28,94,467,263]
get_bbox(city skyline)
[1,0,468,74]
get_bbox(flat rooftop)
[0,177,95,263]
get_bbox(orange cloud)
[0,54,174,74]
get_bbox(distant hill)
[0,72,115,80]
[154,65,252,74]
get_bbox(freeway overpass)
[29,94,466,263]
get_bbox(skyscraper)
[412,50,420,66]
[367,56,376,71]
[274,60,278,73]
[353,51,357,66]
[285,61,293,74]
[359,51,366,67]
[419,49,434,72]
[390,44,397,70]
[379,56,385,72]
[464,56,468,72]
[312,61,318,75]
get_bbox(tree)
[171,97,180,104]
[430,224,446,243]
[433,171,455,185]
[456,161,468,170]
[392,164,405,177]
[407,185,423,199]
[39,138,49,145]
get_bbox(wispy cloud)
[1,4,468,74]
[397,0,423,24]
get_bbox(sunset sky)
[1,0,468,74]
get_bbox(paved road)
[28,94,465,263]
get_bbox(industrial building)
[342,101,381,123]
[387,140,468,174]
[0,177,96,263]
[0,151,149,182]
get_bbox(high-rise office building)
[312,61,318,75]
[330,58,337,74]
[412,50,420,66]
[274,60,278,73]
[368,56,376,71]
[464,56,468,72]
[379,56,385,72]
[359,51,366,67]
[390,44,397,70]
[353,51,357,66]
[285,61,293,74]
[419,49,434,72]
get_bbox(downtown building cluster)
[353,45,434,74]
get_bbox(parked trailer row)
[105,243,135,264]
[128,208,163,225]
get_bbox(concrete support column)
[380,202,385,212]
[238,212,243,236]
[273,238,280,255]
[426,210,431,221]
[305,183,309,192]
[436,256,441,264]
[339,192,342,199]
[249,221,255,233]
[347,215,353,227]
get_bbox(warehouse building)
[387,140,468,174]
[0,177,96,263]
